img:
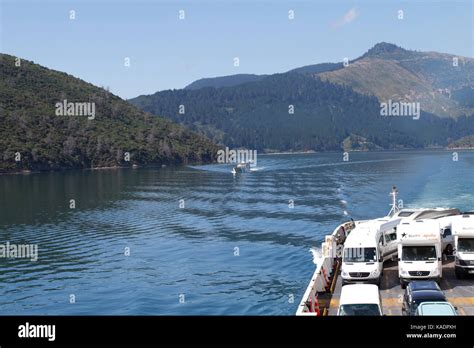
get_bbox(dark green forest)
[130,72,474,152]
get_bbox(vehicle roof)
[399,219,440,229]
[408,281,441,292]
[452,215,474,236]
[340,284,380,305]
[396,208,460,221]
[415,209,460,220]
[416,302,457,315]
[397,219,441,242]
[344,221,382,247]
[411,290,446,302]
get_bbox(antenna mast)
[388,186,399,217]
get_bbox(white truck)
[341,218,400,286]
[452,214,474,279]
[397,219,442,288]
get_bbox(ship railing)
[296,220,356,316]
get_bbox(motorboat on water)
[231,161,252,175]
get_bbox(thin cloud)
[332,7,359,28]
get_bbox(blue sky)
[1,0,473,99]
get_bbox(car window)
[339,304,381,316]
[418,304,456,315]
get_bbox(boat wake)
[309,247,323,266]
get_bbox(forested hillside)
[130,72,474,152]
[0,54,219,173]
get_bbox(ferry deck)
[296,187,474,316]
[319,258,474,315]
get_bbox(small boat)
[231,162,251,174]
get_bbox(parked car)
[402,281,447,316]
[415,302,457,316]
[338,284,383,316]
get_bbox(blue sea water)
[0,150,472,314]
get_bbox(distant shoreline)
[263,150,316,155]
[1,147,473,175]
[261,147,474,156]
[448,147,474,150]
[0,165,131,176]
[0,163,178,176]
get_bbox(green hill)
[180,43,474,118]
[448,135,474,149]
[319,43,474,117]
[185,74,266,90]
[342,134,383,152]
[0,54,219,173]
[129,72,474,152]
[129,43,474,152]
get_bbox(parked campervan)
[341,218,400,285]
[397,219,442,288]
[437,215,456,255]
[452,214,474,278]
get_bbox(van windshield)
[402,246,437,261]
[458,238,474,252]
[339,304,381,316]
[343,247,377,262]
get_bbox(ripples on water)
[0,151,472,314]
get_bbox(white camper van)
[397,220,442,288]
[452,214,474,279]
[437,215,456,255]
[341,218,400,285]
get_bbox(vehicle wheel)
[400,280,406,289]
[445,244,453,256]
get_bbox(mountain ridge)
[129,70,474,153]
[185,73,267,90]
[171,42,474,118]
